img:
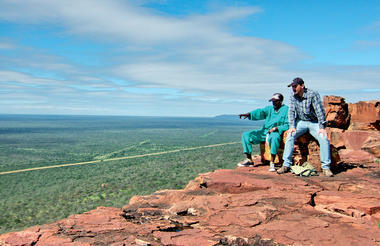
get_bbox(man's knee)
[241,131,250,139]
[315,133,330,145]
[269,132,281,141]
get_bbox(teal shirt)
[249,104,289,135]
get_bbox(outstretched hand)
[239,113,250,119]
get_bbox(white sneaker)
[269,162,276,172]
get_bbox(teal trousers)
[242,130,282,155]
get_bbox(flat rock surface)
[1,163,380,246]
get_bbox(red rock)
[0,228,41,246]
[348,100,380,130]
[324,95,350,129]
[327,128,345,148]
[362,134,380,158]
[153,229,217,246]
[3,163,380,246]
[342,131,372,150]
[338,149,375,163]
[314,190,380,217]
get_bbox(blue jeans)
[282,120,331,169]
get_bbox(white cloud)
[0,70,62,85]
[0,0,259,44]
[0,0,379,116]
[0,0,305,96]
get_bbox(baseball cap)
[268,93,284,102]
[287,77,304,87]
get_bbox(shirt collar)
[295,88,308,100]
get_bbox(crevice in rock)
[332,208,350,216]
[121,209,163,224]
[56,223,73,237]
[30,233,42,246]
[200,182,208,188]
[158,221,194,232]
[177,210,189,216]
[72,234,96,242]
[307,192,317,207]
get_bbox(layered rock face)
[326,96,380,164]
[1,96,379,246]
[348,100,380,131]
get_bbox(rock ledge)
[1,163,379,246]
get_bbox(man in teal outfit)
[238,93,289,171]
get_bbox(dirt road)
[0,142,239,175]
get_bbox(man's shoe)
[269,162,276,172]
[323,168,334,177]
[277,166,290,174]
[237,159,254,167]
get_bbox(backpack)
[290,162,318,177]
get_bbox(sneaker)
[277,166,290,174]
[269,162,276,172]
[323,168,334,177]
[237,159,254,167]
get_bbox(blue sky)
[0,0,379,116]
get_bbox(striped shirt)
[288,88,327,129]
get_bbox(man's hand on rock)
[318,128,328,138]
[288,127,296,137]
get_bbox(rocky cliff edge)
[1,163,379,246]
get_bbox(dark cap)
[268,93,284,102]
[287,77,304,87]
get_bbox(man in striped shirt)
[277,77,334,177]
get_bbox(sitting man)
[277,77,333,177]
[238,93,289,171]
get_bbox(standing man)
[277,78,333,177]
[238,93,289,172]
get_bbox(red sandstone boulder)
[342,131,373,150]
[362,134,380,158]
[323,95,350,129]
[338,149,376,164]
